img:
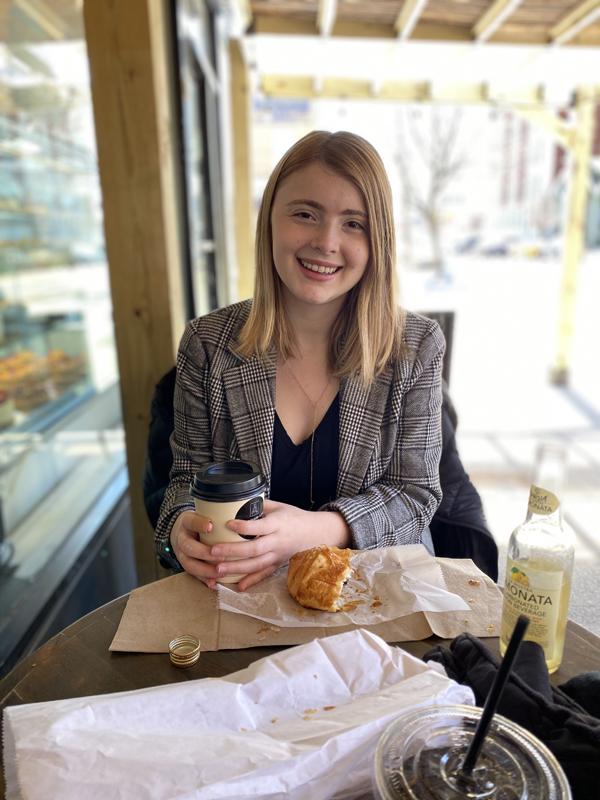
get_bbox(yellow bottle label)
[527,486,559,515]
[501,559,564,653]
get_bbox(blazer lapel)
[338,370,393,497]
[222,354,276,490]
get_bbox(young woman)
[155,130,445,590]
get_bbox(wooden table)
[2,594,600,795]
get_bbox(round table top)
[2,593,599,795]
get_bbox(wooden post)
[229,38,254,300]
[550,87,595,385]
[83,0,187,584]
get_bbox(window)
[0,1,126,672]
[173,0,230,315]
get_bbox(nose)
[311,221,339,254]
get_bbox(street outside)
[403,251,600,634]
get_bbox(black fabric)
[270,394,339,510]
[430,388,499,581]
[143,367,176,529]
[142,368,498,582]
[423,634,600,800]
[560,672,600,719]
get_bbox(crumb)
[313,674,318,679]
[271,718,278,724]
[240,727,248,732]
[486,624,496,633]
[468,579,481,587]
[256,622,281,641]
[341,601,360,611]
[371,600,383,609]
[467,598,474,603]
[463,619,469,625]
[303,708,317,715]
[323,706,336,711]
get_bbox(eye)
[292,209,316,222]
[345,219,366,232]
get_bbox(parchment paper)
[109,554,503,653]
[218,545,469,627]
[4,629,475,800]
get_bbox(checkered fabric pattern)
[155,299,445,556]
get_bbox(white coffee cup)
[190,460,266,584]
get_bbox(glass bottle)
[499,443,574,674]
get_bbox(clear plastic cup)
[372,704,571,799]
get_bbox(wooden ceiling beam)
[231,0,252,35]
[394,0,429,41]
[259,74,584,108]
[550,0,600,45]
[252,15,391,38]
[472,0,523,43]
[317,0,338,37]
[14,0,67,39]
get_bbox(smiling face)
[270,161,370,315]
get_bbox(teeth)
[300,260,339,275]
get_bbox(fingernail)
[216,564,225,576]
[206,522,213,532]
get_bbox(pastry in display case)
[0,351,51,412]
[0,388,15,428]
[47,349,88,391]
[0,343,90,425]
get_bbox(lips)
[298,258,341,275]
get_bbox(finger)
[238,565,278,591]
[177,553,220,581]
[210,536,267,561]
[178,533,221,563]
[180,510,213,535]
[225,516,277,539]
[262,498,283,513]
[215,551,276,580]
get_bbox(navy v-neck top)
[270,394,340,510]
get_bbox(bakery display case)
[0,1,134,674]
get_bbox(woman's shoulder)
[401,310,446,353]
[186,299,252,343]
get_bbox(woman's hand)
[209,499,351,591]
[170,510,221,589]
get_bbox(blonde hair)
[236,130,404,387]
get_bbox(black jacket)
[430,390,498,581]
[424,634,600,800]
[143,368,498,580]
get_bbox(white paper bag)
[3,629,474,800]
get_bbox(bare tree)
[395,106,467,275]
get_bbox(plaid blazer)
[155,299,445,555]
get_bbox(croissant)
[287,545,353,612]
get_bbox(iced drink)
[372,704,571,799]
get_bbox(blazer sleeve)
[325,322,445,549]
[154,322,212,560]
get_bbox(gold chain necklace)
[283,361,332,510]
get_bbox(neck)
[283,297,341,357]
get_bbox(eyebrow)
[285,199,368,219]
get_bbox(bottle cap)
[169,635,201,668]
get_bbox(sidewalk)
[404,253,600,635]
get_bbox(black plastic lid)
[190,460,266,501]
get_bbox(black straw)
[460,615,530,776]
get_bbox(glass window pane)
[0,1,126,671]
